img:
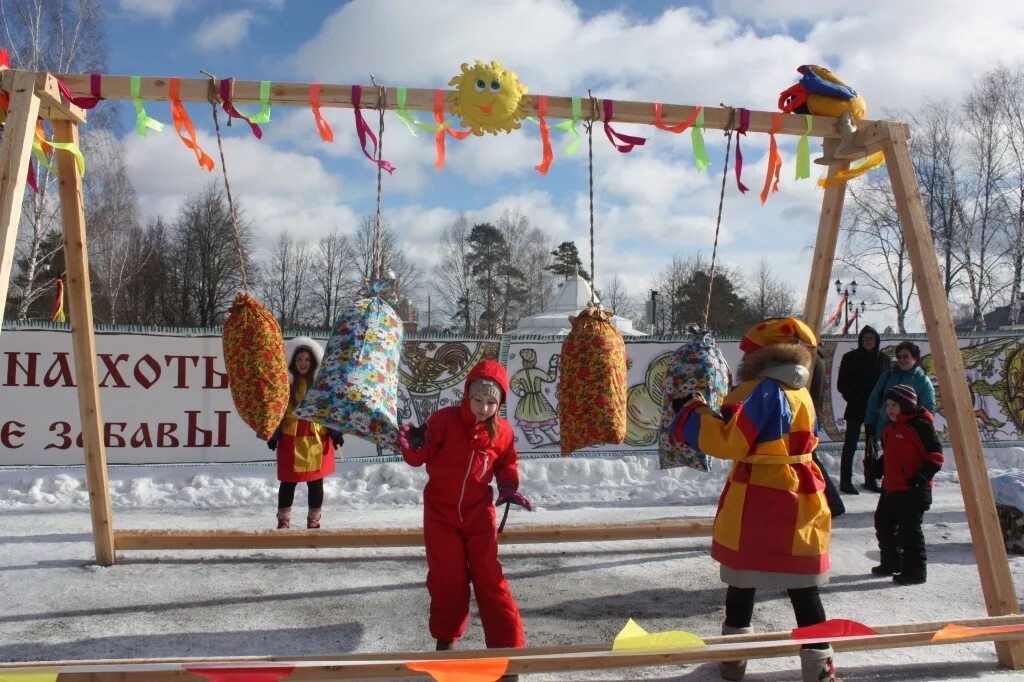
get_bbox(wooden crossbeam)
[3,615,1022,680]
[6,68,854,138]
[113,518,715,550]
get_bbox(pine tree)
[545,241,590,281]
[466,223,508,334]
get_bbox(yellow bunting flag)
[0,669,60,682]
[817,151,886,187]
[612,618,706,651]
[932,623,1024,642]
[406,658,510,682]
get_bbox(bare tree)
[259,231,311,330]
[308,229,355,328]
[495,207,537,330]
[994,65,1024,326]
[432,214,479,334]
[600,273,637,319]
[351,215,421,305]
[747,259,797,320]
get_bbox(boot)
[839,482,859,495]
[435,639,456,651]
[893,565,927,585]
[719,624,752,681]
[799,646,841,682]
[276,507,291,530]
[307,507,322,529]
[871,563,901,576]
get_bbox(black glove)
[671,393,703,413]
[331,432,344,448]
[406,423,428,450]
[266,438,278,451]
[907,474,932,510]
[907,472,928,490]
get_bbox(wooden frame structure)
[1,67,1021,670]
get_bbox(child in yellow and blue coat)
[672,317,839,682]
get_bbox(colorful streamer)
[826,293,846,328]
[795,114,812,180]
[169,77,215,171]
[652,103,701,134]
[733,108,750,193]
[792,619,878,640]
[0,668,59,682]
[932,623,1024,642]
[405,658,510,682]
[56,74,103,109]
[350,85,395,174]
[613,618,705,651]
[219,78,265,139]
[557,96,583,155]
[130,75,163,137]
[395,87,442,135]
[691,107,710,172]
[50,278,65,323]
[760,112,783,205]
[309,83,334,143]
[432,88,471,170]
[534,94,554,174]
[602,99,646,153]
[33,124,85,176]
[818,151,886,187]
[184,667,294,682]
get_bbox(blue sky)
[98,0,1024,330]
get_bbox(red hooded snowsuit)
[401,360,525,648]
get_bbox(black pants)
[278,479,324,509]
[725,585,828,649]
[840,417,868,485]
[875,490,927,573]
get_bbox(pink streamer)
[351,85,395,174]
[26,160,38,193]
[56,73,104,109]
[602,99,646,153]
[220,78,263,139]
[734,108,750,193]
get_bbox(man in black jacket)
[836,326,891,494]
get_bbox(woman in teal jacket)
[864,340,937,452]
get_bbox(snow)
[2,449,1024,680]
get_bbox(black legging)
[725,585,828,649]
[278,479,324,509]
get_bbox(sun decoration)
[447,60,530,136]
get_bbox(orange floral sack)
[558,308,628,455]
[222,293,290,440]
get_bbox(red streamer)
[603,99,646,153]
[185,666,295,682]
[534,94,554,175]
[351,85,394,174]
[734,108,750,193]
[432,89,470,170]
[652,103,701,133]
[170,78,215,171]
[309,83,333,143]
[760,112,783,205]
[219,78,262,139]
[793,619,878,640]
[56,73,104,109]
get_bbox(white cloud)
[193,10,257,51]
[117,0,195,21]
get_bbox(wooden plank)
[53,119,115,567]
[2,615,1019,680]
[802,161,850,333]
[882,121,1024,669]
[113,519,715,550]
[0,71,42,331]
[37,70,848,138]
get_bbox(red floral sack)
[558,308,628,455]
[222,293,290,440]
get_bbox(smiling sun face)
[447,60,529,136]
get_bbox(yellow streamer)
[612,618,706,651]
[35,128,86,176]
[818,151,886,187]
[0,669,60,682]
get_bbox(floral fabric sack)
[658,334,732,471]
[221,293,290,441]
[558,308,628,455]
[294,284,403,448]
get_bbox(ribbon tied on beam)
[350,85,395,174]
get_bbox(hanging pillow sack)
[558,307,628,455]
[221,293,290,440]
[658,333,732,471]
[293,282,403,448]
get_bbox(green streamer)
[795,114,812,180]
[395,87,441,135]
[691,108,710,172]
[525,96,582,155]
[248,80,273,124]
[131,76,164,137]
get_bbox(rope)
[586,92,597,308]
[703,106,736,329]
[201,70,249,294]
[373,80,386,285]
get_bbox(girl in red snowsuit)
[399,360,532,652]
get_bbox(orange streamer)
[760,112,783,205]
[535,94,554,175]
[35,121,52,155]
[652,103,701,134]
[433,89,470,170]
[406,658,510,682]
[932,623,1024,642]
[309,83,333,142]
[169,78,215,171]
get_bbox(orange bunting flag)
[406,658,510,682]
[534,94,554,175]
[760,112,783,205]
[184,666,295,682]
[169,78,215,171]
[793,619,878,640]
[433,89,471,170]
[652,103,701,134]
[309,83,333,142]
[932,623,1024,642]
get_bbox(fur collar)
[737,343,814,388]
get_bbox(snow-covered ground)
[2,449,1024,680]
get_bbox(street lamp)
[834,279,860,335]
[847,298,867,334]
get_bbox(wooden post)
[0,70,42,329]
[882,121,1024,668]
[52,119,115,567]
[802,161,850,333]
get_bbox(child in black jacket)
[871,384,944,585]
